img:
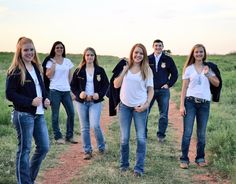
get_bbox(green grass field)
[0,52,235,183]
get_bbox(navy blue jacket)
[70,65,109,103]
[148,53,178,89]
[107,59,127,116]
[6,63,47,115]
[204,61,222,102]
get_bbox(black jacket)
[6,63,47,115]
[204,61,222,102]
[70,65,109,103]
[148,53,178,89]
[108,59,127,116]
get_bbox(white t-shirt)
[183,64,215,101]
[46,58,74,91]
[120,70,153,107]
[28,68,44,114]
[85,72,94,96]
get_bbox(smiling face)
[21,43,35,63]
[54,44,64,56]
[132,46,144,64]
[153,42,163,55]
[193,46,205,62]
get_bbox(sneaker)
[180,162,189,169]
[65,138,78,144]
[197,162,207,167]
[55,138,65,144]
[98,149,105,155]
[133,171,142,177]
[120,167,129,172]
[83,152,92,160]
[157,137,165,143]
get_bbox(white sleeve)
[46,60,53,68]
[182,67,190,80]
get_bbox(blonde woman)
[6,37,50,184]
[179,44,220,169]
[114,43,154,177]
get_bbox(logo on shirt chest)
[161,62,166,68]
[96,74,101,81]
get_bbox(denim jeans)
[180,98,210,164]
[119,102,148,174]
[149,88,170,138]
[76,101,105,153]
[50,89,75,140]
[13,111,50,184]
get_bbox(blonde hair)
[183,44,207,72]
[128,43,151,80]
[7,37,42,85]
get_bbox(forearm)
[207,75,220,87]
[113,70,126,88]
[46,62,56,79]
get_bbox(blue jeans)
[76,101,105,153]
[119,102,148,174]
[50,89,75,140]
[149,88,170,138]
[13,111,50,184]
[180,98,210,164]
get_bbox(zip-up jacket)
[204,61,222,102]
[70,64,109,103]
[107,58,127,116]
[148,53,178,89]
[6,63,47,115]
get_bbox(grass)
[70,107,192,184]
[0,52,235,183]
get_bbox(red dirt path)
[38,101,230,184]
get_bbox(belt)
[186,96,209,103]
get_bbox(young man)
[148,39,178,142]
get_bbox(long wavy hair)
[128,43,151,80]
[7,37,41,85]
[77,47,98,72]
[183,44,207,72]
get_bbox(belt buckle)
[194,98,202,103]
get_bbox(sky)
[0,0,236,57]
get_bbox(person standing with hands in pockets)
[179,44,220,169]
[114,43,154,177]
[6,37,50,184]
[148,39,178,142]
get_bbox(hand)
[71,93,76,101]
[79,91,87,99]
[44,98,50,108]
[93,93,99,100]
[134,103,149,112]
[161,84,169,89]
[32,97,42,107]
[179,106,186,117]
[203,66,209,75]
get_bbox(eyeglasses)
[55,46,64,49]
